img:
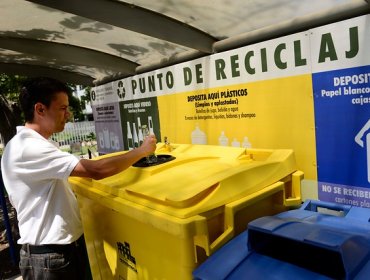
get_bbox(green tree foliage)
[68,94,83,121]
[81,87,91,103]
[0,74,86,144]
[0,74,26,144]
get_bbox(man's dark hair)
[20,77,71,122]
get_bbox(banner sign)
[92,30,317,180]
[90,14,370,208]
[91,82,124,153]
[311,15,370,206]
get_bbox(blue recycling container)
[193,200,370,280]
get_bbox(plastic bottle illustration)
[148,116,154,134]
[103,128,110,149]
[110,131,116,149]
[191,124,207,144]
[126,122,134,150]
[137,117,144,145]
[218,131,229,146]
[98,131,105,149]
[242,136,252,148]
[114,135,120,150]
[132,123,139,148]
[231,138,240,147]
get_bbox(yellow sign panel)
[158,74,317,179]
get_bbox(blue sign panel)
[313,65,370,206]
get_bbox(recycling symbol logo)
[117,81,126,99]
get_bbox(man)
[1,77,157,279]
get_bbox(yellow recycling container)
[69,144,303,280]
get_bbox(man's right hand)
[139,134,157,156]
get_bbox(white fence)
[52,121,96,147]
[0,122,96,152]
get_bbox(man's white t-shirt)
[1,126,83,245]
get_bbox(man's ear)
[35,103,45,115]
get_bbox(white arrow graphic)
[355,119,370,183]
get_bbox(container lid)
[247,200,370,279]
[122,146,297,218]
[71,145,298,219]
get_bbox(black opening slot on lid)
[133,154,176,167]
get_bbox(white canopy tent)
[0,0,369,86]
